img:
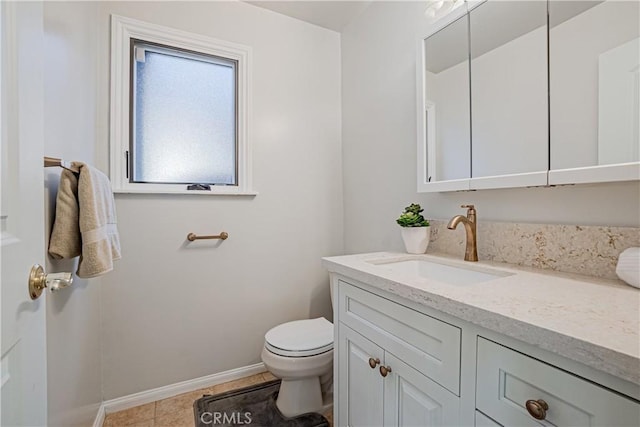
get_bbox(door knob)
[29,264,73,300]
[368,357,380,369]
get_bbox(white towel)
[49,162,121,278]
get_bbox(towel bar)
[44,156,79,173]
[187,232,229,242]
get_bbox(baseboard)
[92,404,106,427]
[94,362,266,421]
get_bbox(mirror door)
[418,10,471,192]
[549,0,640,184]
[469,0,549,189]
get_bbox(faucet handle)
[461,204,476,217]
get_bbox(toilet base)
[276,377,323,418]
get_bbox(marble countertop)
[322,252,640,385]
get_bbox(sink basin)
[372,259,511,286]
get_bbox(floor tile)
[154,407,194,427]
[204,373,266,395]
[103,402,155,426]
[103,372,333,427]
[156,389,206,419]
[323,408,334,427]
[104,420,154,427]
[261,371,277,382]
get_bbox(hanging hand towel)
[48,168,82,259]
[49,162,121,278]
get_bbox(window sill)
[113,188,258,196]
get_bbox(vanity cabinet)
[333,276,640,427]
[336,280,461,426]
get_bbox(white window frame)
[110,15,255,195]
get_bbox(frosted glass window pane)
[132,44,237,185]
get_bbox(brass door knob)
[525,399,549,420]
[368,358,380,369]
[28,264,73,300]
[379,365,392,377]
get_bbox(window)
[132,42,237,185]
[110,15,253,194]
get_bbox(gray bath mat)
[193,379,329,427]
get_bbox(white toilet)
[261,317,333,417]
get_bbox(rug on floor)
[193,379,330,427]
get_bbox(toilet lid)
[265,317,333,357]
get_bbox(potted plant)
[396,203,431,254]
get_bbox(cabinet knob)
[368,357,380,369]
[525,399,549,420]
[379,365,392,377]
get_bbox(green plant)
[396,203,430,227]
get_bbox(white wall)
[43,2,103,425]
[93,1,343,399]
[341,1,640,255]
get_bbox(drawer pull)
[380,365,392,377]
[525,399,549,420]
[368,357,380,369]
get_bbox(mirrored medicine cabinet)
[417,0,640,192]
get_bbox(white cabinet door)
[383,352,460,427]
[338,324,385,427]
[475,411,502,427]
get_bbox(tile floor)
[102,372,333,427]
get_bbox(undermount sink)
[371,259,511,286]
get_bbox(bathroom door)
[1,1,48,425]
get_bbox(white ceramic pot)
[400,226,430,254]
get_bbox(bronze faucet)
[447,205,478,262]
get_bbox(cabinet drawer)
[338,280,461,395]
[476,337,640,427]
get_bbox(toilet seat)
[265,317,333,357]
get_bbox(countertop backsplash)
[428,220,640,280]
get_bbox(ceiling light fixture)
[425,0,466,21]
